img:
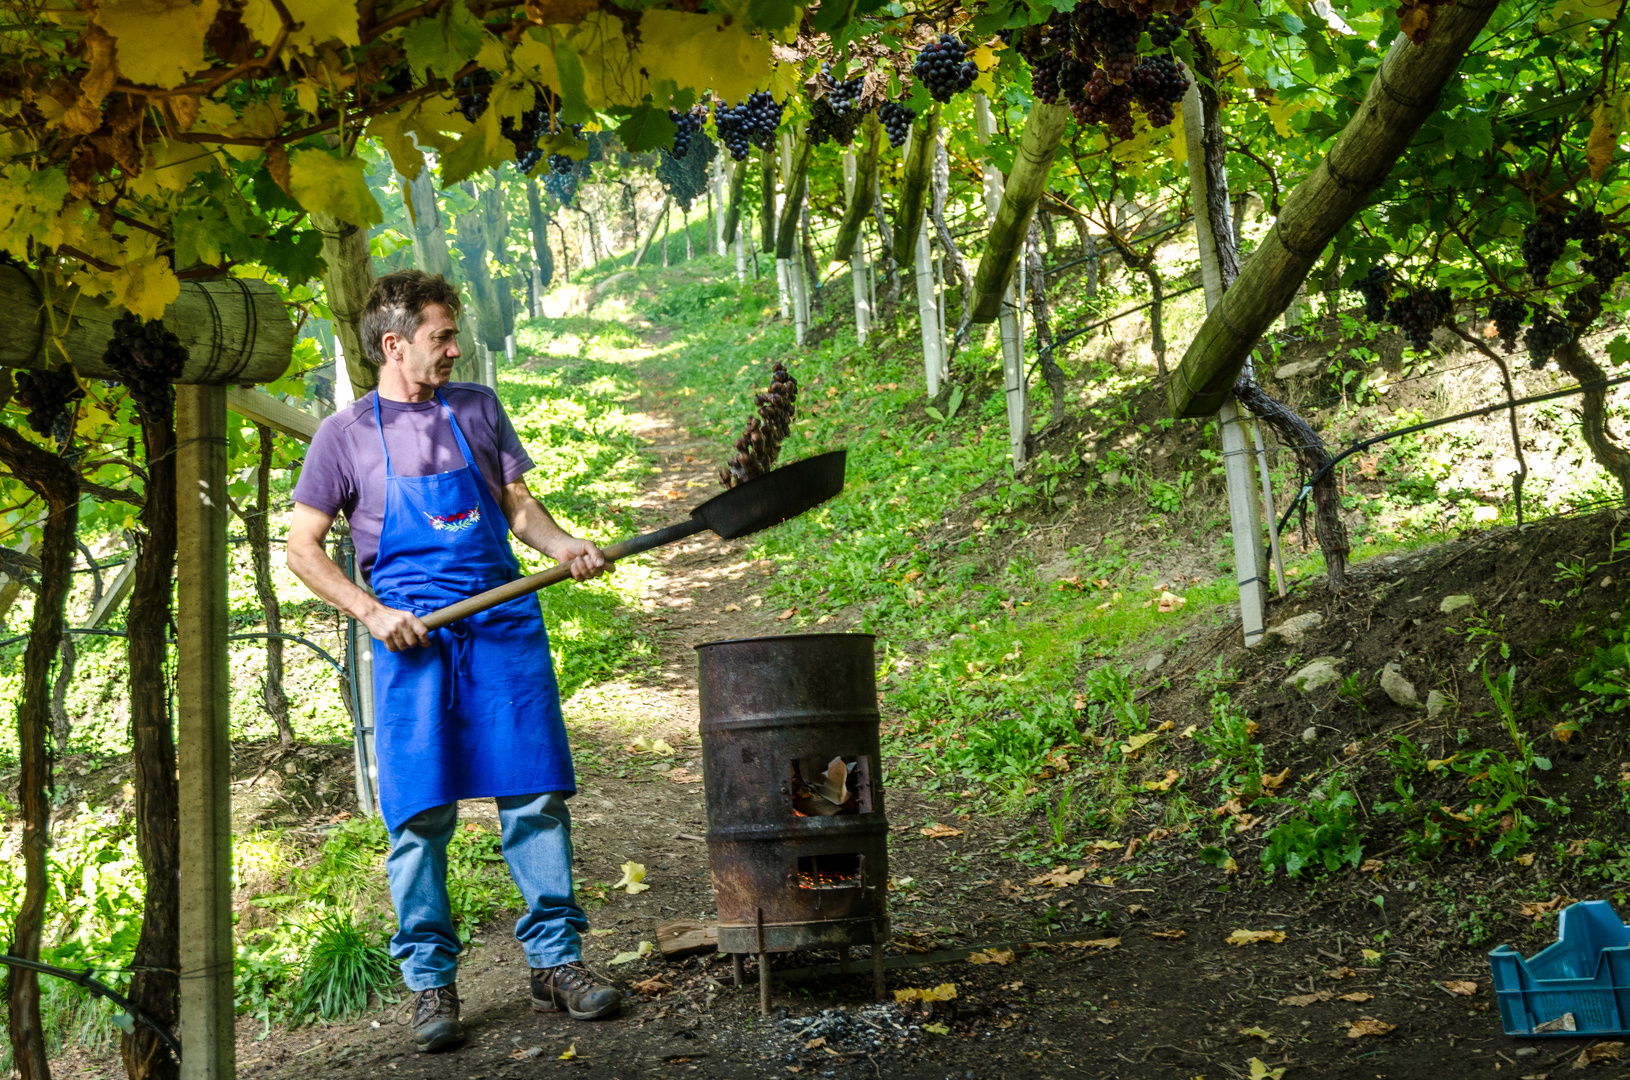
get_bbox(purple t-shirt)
[292,384,534,577]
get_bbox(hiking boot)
[530,961,621,1020]
[410,985,464,1052]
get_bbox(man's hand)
[553,537,610,582]
[364,604,431,652]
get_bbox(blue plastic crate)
[1489,900,1630,1036]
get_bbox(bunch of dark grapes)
[655,129,718,212]
[1071,82,1136,141]
[1073,4,1141,84]
[455,70,492,122]
[1383,286,1452,349]
[1565,208,1605,247]
[1524,306,1573,370]
[504,89,564,174]
[1029,53,1062,104]
[713,99,756,159]
[1520,218,1567,283]
[543,169,577,204]
[1129,56,1187,127]
[101,314,187,422]
[1146,10,1188,46]
[1351,264,1390,322]
[913,34,978,104]
[1058,57,1092,102]
[1487,295,1526,352]
[14,366,83,442]
[1585,236,1628,285]
[669,108,704,158]
[721,361,799,488]
[878,101,915,148]
[745,91,784,151]
[807,65,871,148]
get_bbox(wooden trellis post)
[975,93,1028,467]
[1183,81,1269,647]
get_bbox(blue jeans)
[385,791,587,991]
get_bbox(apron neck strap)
[371,389,483,477]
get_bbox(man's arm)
[285,502,430,651]
[499,478,609,582]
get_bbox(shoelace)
[414,987,458,1022]
[548,964,594,993]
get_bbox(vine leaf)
[1588,95,1625,180]
[242,0,362,50]
[402,0,485,82]
[287,149,383,227]
[95,0,220,88]
[640,12,772,106]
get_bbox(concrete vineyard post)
[632,194,673,268]
[843,151,873,344]
[1167,0,1500,417]
[914,219,943,396]
[969,104,1069,322]
[1183,79,1269,647]
[722,158,748,247]
[975,93,1028,467]
[176,384,233,1080]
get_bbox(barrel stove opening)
[697,633,889,1014]
[796,852,863,889]
[790,755,872,816]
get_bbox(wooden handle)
[421,517,709,631]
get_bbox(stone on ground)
[1439,594,1474,615]
[1285,657,1343,695]
[1263,612,1323,647]
[1379,663,1419,708]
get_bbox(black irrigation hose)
[0,953,182,1063]
[0,627,349,679]
[1274,373,1630,535]
[1042,282,1207,358]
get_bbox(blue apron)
[368,390,575,831]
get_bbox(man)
[287,269,621,1052]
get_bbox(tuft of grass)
[288,912,397,1023]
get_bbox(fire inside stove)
[789,756,872,817]
[796,852,863,890]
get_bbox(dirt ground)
[45,343,1630,1080]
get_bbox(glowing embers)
[789,756,872,817]
[796,852,863,890]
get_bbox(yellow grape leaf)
[368,110,427,181]
[1249,1059,1287,1080]
[609,948,644,964]
[637,11,772,106]
[1120,732,1160,755]
[109,253,181,320]
[1026,866,1085,888]
[967,947,1015,966]
[1264,94,1304,139]
[1239,1026,1272,1039]
[894,983,957,1003]
[287,149,383,227]
[923,1023,950,1035]
[652,739,675,756]
[1338,991,1374,1002]
[1227,929,1286,947]
[1361,948,1384,962]
[96,0,220,89]
[1087,839,1122,850]
[566,12,644,108]
[145,139,211,193]
[1144,769,1179,792]
[513,27,562,92]
[1553,0,1619,21]
[1347,1018,1395,1038]
[241,0,361,51]
[921,823,963,838]
[1441,980,1478,996]
[613,861,649,894]
[558,1044,578,1060]
[1589,98,1619,180]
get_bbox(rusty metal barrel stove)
[696,633,888,1013]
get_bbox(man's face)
[386,303,460,387]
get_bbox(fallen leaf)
[1359,859,1383,874]
[614,861,650,894]
[1338,992,1375,1002]
[609,942,653,965]
[776,608,796,620]
[1239,1026,1273,1039]
[1347,1018,1395,1038]
[559,1044,578,1060]
[1087,838,1122,850]
[1342,741,1360,757]
[1441,980,1478,996]
[1027,866,1086,888]
[1097,875,1117,886]
[894,983,958,1003]
[1514,852,1536,867]
[1325,966,1356,979]
[1575,1042,1625,1068]
[1058,937,1120,949]
[923,1023,950,1035]
[1261,768,1292,791]
[1157,590,1186,613]
[1120,732,1160,756]
[1249,1059,1287,1080]
[1279,991,1332,1006]
[1228,929,1286,947]
[968,947,1016,966]
[1120,838,1145,862]
[921,823,964,839]
[511,1046,544,1060]
[1233,814,1261,834]
[589,928,616,937]
[669,768,704,784]
[1245,720,1260,736]
[805,1037,826,1049]
[1144,769,1180,792]
[631,975,672,994]
[723,603,741,612]
[1520,896,1575,920]
[1361,948,1384,964]
[1151,929,1187,941]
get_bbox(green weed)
[1260,776,1365,878]
[287,912,398,1022]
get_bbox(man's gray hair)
[359,270,463,369]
